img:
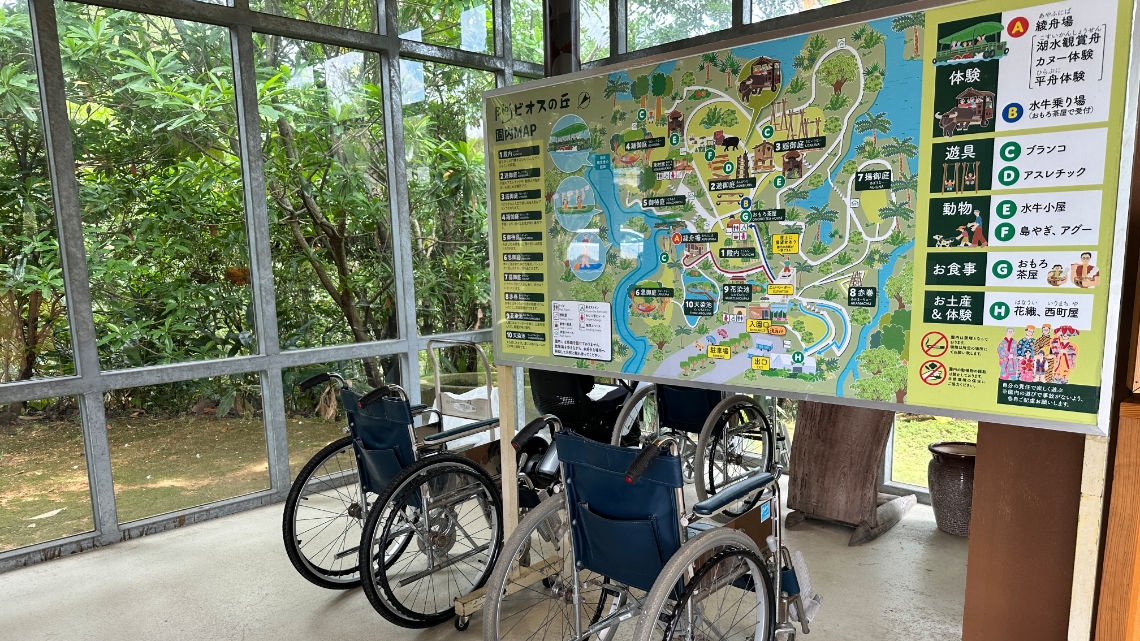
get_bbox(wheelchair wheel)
[632,527,767,641]
[661,548,775,641]
[484,496,618,641]
[282,436,368,589]
[360,454,502,628]
[610,384,656,447]
[694,395,774,517]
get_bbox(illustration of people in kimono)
[1035,323,1054,381]
[1015,325,1037,382]
[1033,348,1049,382]
[997,327,1019,380]
[1051,326,1080,384]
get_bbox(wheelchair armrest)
[692,471,778,517]
[422,417,500,445]
[409,404,428,415]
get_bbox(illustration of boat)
[933,21,1008,65]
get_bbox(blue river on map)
[584,154,666,373]
[835,239,914,394]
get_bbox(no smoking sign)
[921,331,948,358]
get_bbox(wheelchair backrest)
[554,430,684,592]
[342,387,417,495]
[657,384,723,434]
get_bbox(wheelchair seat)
[555,430,684,592]
[530,370,629,442]
[341,387,416,495]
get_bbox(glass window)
[752,0,848,23]
[510,0,544,64]
[251,0,378,32]
[891,415,978,487]
[579,0,610,62]
[628,0,730,51]
[0,0,73,383]
[255,36,399,363]
[401,62,494,336]
[56,6,250,371]
[106,374,269,522]
[398,0,492,54]
[0,394,91,552]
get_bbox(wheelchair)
[483,415,816,641]
[282,342,560,629]
[609,384,787,517]
[528,369,632,443]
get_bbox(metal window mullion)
[230,24,290,496]
[610,0,626,56]
[497,0,513,82]
[380,0,422,402]
[732,0,751,28]
[27,0,119,543]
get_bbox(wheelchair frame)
[610,384,788,514]
[283,341,558,629]
[482,416,811,641]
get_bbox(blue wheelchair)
[483,415,815,641]
[282,346,561,629]
[610,384,787,517]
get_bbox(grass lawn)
[891,414,978,487]
[1,414,346,552]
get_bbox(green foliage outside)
[892,414,978,487]
[1,4,493,419]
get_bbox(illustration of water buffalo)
[934,107,976,138]
[712,130,740,151]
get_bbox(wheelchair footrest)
[784,549,822,626]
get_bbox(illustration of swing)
[939,160,981,194]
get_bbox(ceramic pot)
[927,441,976,537]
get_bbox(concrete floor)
[0,491,967,641]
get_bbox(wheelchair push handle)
[512,415,559,451]
[357,384,409,409]
[297,372,347,393]
[625,442,664,485]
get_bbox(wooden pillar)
[497,365,520,535]
[1095,400,1140,640]
[963,422,1085,641]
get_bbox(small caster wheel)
[455,616,470,631]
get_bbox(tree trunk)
[912,26,919,57]
[655,96,662,119]
[832,79,845,94]
[894,294,906,309]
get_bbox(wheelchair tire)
[483,496,618,641]
[360,454,503,628]
[694,396,774,517]
[631,527,765,641]
[661,547,775,641]
[610,385,656,446]
[282,436,368,589]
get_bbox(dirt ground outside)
[0,415,344,552]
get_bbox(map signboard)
[485,0,1136,434]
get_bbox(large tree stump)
[785,400,915,545]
